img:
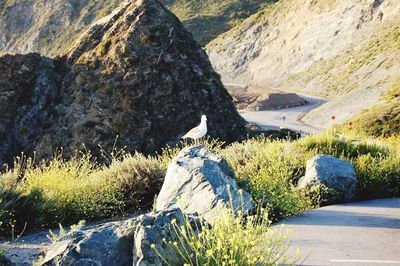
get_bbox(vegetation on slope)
[1,132,399,237]
[164,0,273,45]
[288,13,400,99]
[0,0,124,56]
[343,78,400,137]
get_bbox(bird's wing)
[182,126,200,139]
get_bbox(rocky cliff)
[207,0,400,128]
[0,0,246,166]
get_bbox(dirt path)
[1,229,50,265]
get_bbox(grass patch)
[163,0,274,45]
[0,151,165,236]
[0,132,398,237]
[343,79,400,137]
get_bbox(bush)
[153,204,300,266]
[0,172,29,236]
[343,79,400,137]
[355,153,400,199]
[0,151,166,236]
[95,153,165,212]
[222,132,399,214]
[0,132,398,237]
[221,138,312,220]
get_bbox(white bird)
[182,115,208,145]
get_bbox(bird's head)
[201,115,207,122]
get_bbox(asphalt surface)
[278,198,400,265]
[236,91,326,135]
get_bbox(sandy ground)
[279,198,400,265]
[225,84,308,111]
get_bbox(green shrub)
[96,153,165,212]
[222,132,399,212]
[153,204,300,265]
[0,132,398,238]
[222,139,312,220]
[0,151,166,236]
[355,152,400,199]
[0,172,29,236]
[342,79,400,137]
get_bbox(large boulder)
[298,154,357,201]
[156,145,254,221]
[40,209,201,266]
[42,218,136,265]
[133,209,203,266]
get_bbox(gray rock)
[42,218,136,266]
[40,209,202,266]
[298,154,357,201]
[156,145,254,221]
[0,254,16,266]
[133,209,202,266]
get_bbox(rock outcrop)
[41,209,201,266]
[133,209,202,266]
[42,218,136,265]
[0,0,246,166]
[0,53,67,165]
[156,145,254,221]
[298,155,357,201]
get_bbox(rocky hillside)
[0,0,123,57]
[207,0,400,128]
[0,0,270,56]
[160,0,272,45]
[0,0,246,166]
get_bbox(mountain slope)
[346,78,400,137]
[0,0,246,166]
[207,0,400,128]
[0,0,123,57]
[0,0,270,56]
[161,0,272,45]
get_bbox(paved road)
[239,93,326,135]
[224,83,327,134]
[278,198,400,265]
